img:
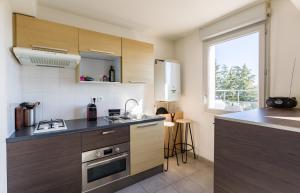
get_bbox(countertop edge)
[6,117,165,143]
[215,115,300,133]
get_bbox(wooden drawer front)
[130,121,164,175]
[14,14,79,54]
[82,126,130,151]
[122,38,154,84]
[7,134,82,193]
[79,29,121,56]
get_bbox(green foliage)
[215,63,257,102]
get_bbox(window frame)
[203,22,267,114]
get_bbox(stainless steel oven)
[82,142,130,192]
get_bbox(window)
[203,23,266,112]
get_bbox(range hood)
[13,47,81,68]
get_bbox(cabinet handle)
[87,153,128,168]
[32,45,68,54]
[89,49,115,55]
[137,122,158,128]
[128,81,147,84]
[102,130,116,135]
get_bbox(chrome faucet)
[123,98,139,119]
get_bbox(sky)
[214,32,259,84]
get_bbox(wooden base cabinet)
[130,121,164,175]
[215,118,300,193]
[7,134,82,193]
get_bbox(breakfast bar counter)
[214,108,300,193]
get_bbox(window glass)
[207,32,260,111]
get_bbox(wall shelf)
[79,81,121,84]
[77,51,121,83]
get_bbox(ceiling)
[38,0,257,40]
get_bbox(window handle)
[203,95,208,104]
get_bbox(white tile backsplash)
[20,66,150,122]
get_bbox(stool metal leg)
[183,123,188,163]
[173,126,179,166]
[172,123,180,166]
[179,123,185,162]
[179,123,183,154]
[188,123,196,159]
[164,127,171,171]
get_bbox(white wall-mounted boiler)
[155,60,181,101]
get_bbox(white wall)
[11,0,37,16]
[175,31,215,161]
[0,0,22,192]
[21,66,146,121]
[16,6,174,122]
[174,0,300,162]
[270,0,300,99]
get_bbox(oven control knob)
[115,147,120,153]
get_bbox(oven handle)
[87,153,128,169]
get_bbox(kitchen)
[1,0,300,193]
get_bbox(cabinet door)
[14,14,79,54]
[7,134,82,193]
[130,121,164,175]
[122,38,154,84]
[79,29,121,56]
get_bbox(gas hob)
[34,119,67,134]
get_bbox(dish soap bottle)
[109,66,115,82]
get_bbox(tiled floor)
[116,155,214,193]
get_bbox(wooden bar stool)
[172,119,196,163]
[164,121,179,171]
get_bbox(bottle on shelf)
[109,66,115,82]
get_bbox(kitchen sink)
[105,115,151,122]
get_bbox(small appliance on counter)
[15,102,40,129]
[266,97,297,108]
[266,57,298,109]
[87,98,97,121]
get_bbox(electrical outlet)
[96,97,103,102]
[91,96,103,103]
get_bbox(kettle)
[87,98,97,121]
[20,102,40,127]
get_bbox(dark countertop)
[216,108,300,133]
[7,116,165,143]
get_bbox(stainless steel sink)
[105,115,151,123]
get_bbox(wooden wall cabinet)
[79,29,121,56]
[14,14,79,54]
[121,38,154,84]
[13,14,156,85]
[130,121,164,175]
[7,134,82,193]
